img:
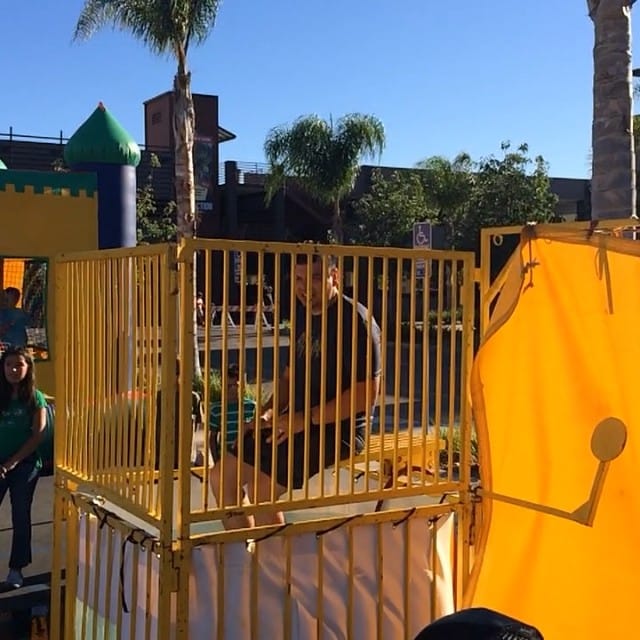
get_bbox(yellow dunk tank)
[469,221,640,638]
[3,146,639,638]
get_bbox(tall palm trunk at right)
[588,0,636,220]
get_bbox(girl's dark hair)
[0,347,36,415]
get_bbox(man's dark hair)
[227,363,240,380]
[295,251,337,269]
[4,287,21,300]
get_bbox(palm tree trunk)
[173,62,202,379]
[331,198,344,244]
[588,0,636,220]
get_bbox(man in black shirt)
[212,253,381,529]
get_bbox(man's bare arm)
[260,366,290,419]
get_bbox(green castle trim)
[0,169,97,197]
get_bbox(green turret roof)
[64,102,141,167]
[0,158,6,170]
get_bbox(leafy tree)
[416,153,475,248]
[347,169,429,247]
[419,143,558,251]
[587,0,636,220]
[264,114,386,243]
[73,0,221,240]
[137,154,177,245]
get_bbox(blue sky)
[1,0,633,178]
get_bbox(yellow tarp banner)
[467,227,640,638]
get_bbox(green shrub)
[192,369,258,404]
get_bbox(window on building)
[151,111,162,125]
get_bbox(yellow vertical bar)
[270,252,281,503]
[348,254,359,502]
[333,254,344,497]
[434,259,445,480]
[237,248,247,507]
[407,256,417,490]
[202,249,212,512]
[301,251,312,501]
[157,246,178,540]
[363,256,374,492]
[219,249,230,510]
[421,258,432,488]
[392,259,403,490]
[129,258,141,504]
[447,260,459,483]
[178,241,194,540]
[459,255,476,594]
[141,256,153,514]
[378,259,389,494]
[480,229,492,339]
[54,260,68,472]
[318,253,328,498]
[255,251,265,503]
[286,251,298,501]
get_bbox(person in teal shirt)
[0,346,47,589]
[209,364,256,462]
[0,287,30,348]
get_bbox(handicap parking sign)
[413,222,432,278]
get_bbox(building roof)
[144,91,236,143]
[64,103,141,167]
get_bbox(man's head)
[294,252,338,315]
[4,287,20,308]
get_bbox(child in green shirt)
[209,364,256,461]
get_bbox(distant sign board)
[233,251,242,284]
[413,221,432,278]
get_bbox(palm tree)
[74,0,221,240]
[264,114,386,243]
[74,1,221,379]
[587,0,636,220]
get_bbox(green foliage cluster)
[136,153,177,245]
[348,142,559,251]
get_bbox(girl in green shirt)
[0,346,47,589]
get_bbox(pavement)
[0,474,54,638]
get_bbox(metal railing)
[178,240,475,530]
[54,243,178,537]
[219,160,271,185]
